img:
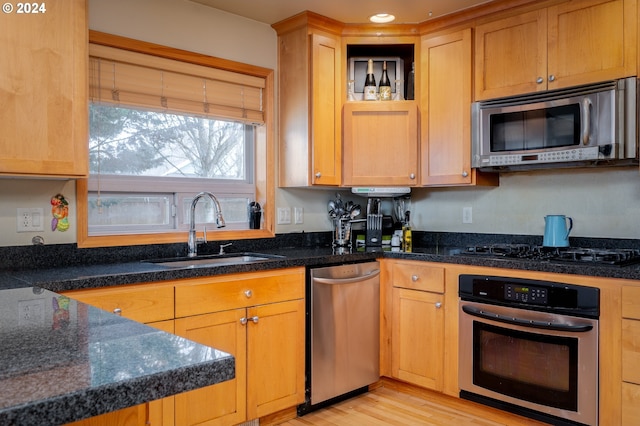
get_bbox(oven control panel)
[504,284,547,305]
[459,274,600,318]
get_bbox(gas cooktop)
[461,244,640,267]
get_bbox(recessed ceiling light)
[369,13,395,23]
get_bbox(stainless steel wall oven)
[459,275,599,426]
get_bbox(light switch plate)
[294,207,304,224]
[277,207,291,225]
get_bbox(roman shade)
[89,44,265,124]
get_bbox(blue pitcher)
[543,215,573,247]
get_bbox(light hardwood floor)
[274,380,550,426]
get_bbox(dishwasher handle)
[313,269,380,285]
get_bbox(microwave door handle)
[461,305,594,333]
[582,98,592,145]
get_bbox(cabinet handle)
[113,307,122,316]
[548,74,556,82]
[244,290,252,298]
[435,302,442,309]
[240,315,259,325]
[536,77,544,84]
[315,172,322,178]
[411,275,419,282]
[409,173,416,180]
[462,170,469,178]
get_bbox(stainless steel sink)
[146,253,284,269]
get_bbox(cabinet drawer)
[622,382,640,424]
[63,283,174,323]
[623,318,640,384]
[392,261,444,293]
[175,268,305,318]
[622,286,640,320]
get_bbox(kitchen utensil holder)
[333,218,352,248]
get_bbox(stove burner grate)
[462,245,640,266]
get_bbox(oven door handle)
[461,305,594,333]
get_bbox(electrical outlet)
[277,207,291,225]
[294,207,304,224]
[17,208,44,232]
[18,299,45,326]
[462,207,473,224]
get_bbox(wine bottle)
[363,59,377,101]
[406,62,415,100]
[379,61,391,101]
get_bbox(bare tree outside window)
[89,104,246,179]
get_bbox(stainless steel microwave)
[471,77,638,171]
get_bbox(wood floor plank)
[274,382,550,426]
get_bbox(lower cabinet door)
[64,405,146,426]
[622,382,640,424]
[391,287,444,391]
[174,309,247,426]
[246,299,305,419]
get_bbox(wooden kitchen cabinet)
[388,261,445,391]
[0,0,88,177]
[62,283,174,323]
[342,101,419,186]
[420,28,497,187]
[474,0,637,100]
[273,12,343,187]
[622,285,640,423]
[174,268,305,425]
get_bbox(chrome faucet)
[188,191,225,257]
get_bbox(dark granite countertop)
[2,232,640,425]
[0,287,234,426]
[4,244,640,293]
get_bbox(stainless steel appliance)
[472,77,638,171]
[459,274,600,426]
[298,262,380,415]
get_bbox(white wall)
[410,167,640,239]
[1,0,639,246]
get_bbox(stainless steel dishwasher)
[303,261,381,411]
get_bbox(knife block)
[365,214,383,246]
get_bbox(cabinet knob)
[409,173,416,180]
[113,307,122,316]
[250,315,259,324]
[244,290,253,298]
[462,170,469,177]
[411,275,419,282]
[315,172,322,178]
[536,77,544,84]
[435,302,442,309]
[240,317,248,325]
[548,74,556,82]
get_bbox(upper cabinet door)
[475,0,637,100]
[310,33,342,186]
[474,9,548,100]
[547,0,637,90]
[342,101,419,187]
[0,0,88,177]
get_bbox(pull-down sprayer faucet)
[188,191,225,257]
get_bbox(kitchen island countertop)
[0,286,234,426]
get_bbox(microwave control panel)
[485,146,602,167]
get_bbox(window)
[77,31,274,248]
